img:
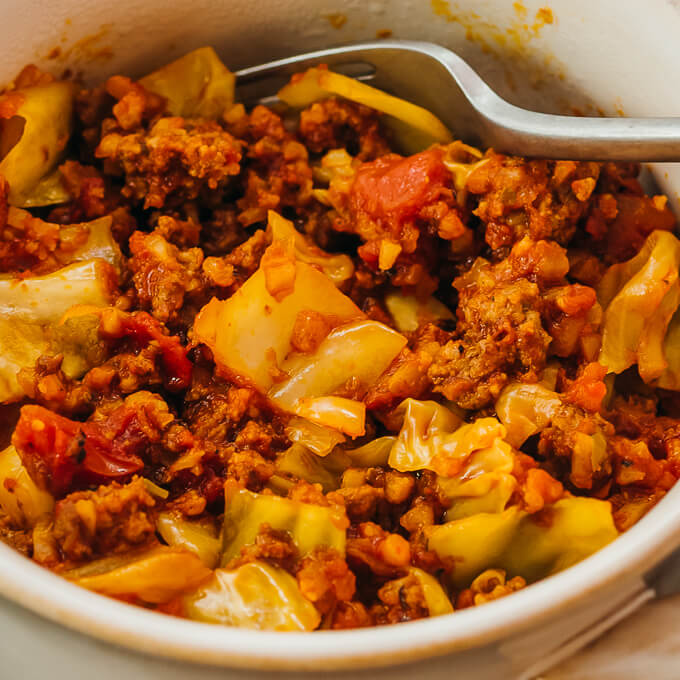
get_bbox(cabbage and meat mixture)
[1,48,679,630]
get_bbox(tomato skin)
[117,312,193,391]
[12,403,146,496]
[12,405,83,497]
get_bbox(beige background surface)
[545,596,680,679]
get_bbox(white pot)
[2,1,680,678]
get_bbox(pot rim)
[1,484,679,671]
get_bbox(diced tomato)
[117,312,193,391]
[13,403,149,496]
[564,362,608,413]
[350,149,449,230]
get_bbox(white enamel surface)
[2,0,680,677]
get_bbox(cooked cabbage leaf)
[267,210,353,286]
[140,46,235,119]
[277,66,452,153]
[284,416,346,457]
[65,546,212,603]
[221,482,346,565]
[0,81,75,206]
[427,497,618,587]
[193,211,406,436]
[193,213,363,394]
[274,443,341,493]
[389,399,512,473]
[437,437,518,521]
[384,291,454,333]
[0,260,115,402]
[0,260,116,323]
[598,230,680,382]
[495,382,562,448]
[157,511,221,568]
[184,561,320,631]
[388,568,454,617]
[6,208,122,272]
[0,445,54,527]
[269,319,407,415]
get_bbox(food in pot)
[0,47,678,630]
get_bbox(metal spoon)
[236,39,680,161]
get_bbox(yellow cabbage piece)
[65,547,212,603]
[0,259,115,323]
[389,399,512,473]
[193,211,405,436]
[271,436,397,494]
[427,497,618,588]
[284,416,346,457]
[598,230,680,381]
[0,445,54,527]
[6,208,122,272]
[441,141,487,194]
[292,396,367,438]
[192,218,363,394]
[278,67,452,153]
[394,568,453,617]
[388,399,462,472]
[495,382,562,448]
[140,46,235,119]
[269,319,407,412]
[0,80,75,206]
[48,310,108,379]
[275,443,340,493]
[0,260,115,402]
[658,312,680,389]
[344,436,396,468]
[438,437,518,521]
[19,169,70,208]
[184,561,320,631]
[157,511,221,568]
[222,484,346,565]
[0,318,48,403]
[384,291,454,333]
[267,210,353,287]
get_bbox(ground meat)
[329,600,375,629]
[365,323,450,411]
[327,148,468,282]
[104,75,166,131]
[0,205,91,274]
[372,571,430,624]
[216,228,268,281]
[456,568,526,608]
[428,237,598,409]
[296,547,356,615]
[226,524,298,572]
[346,521,411,577]
[57,161,115,222]
[429,277,549,410]
[96,117,242,209]
[53,476,157,561]
[224,447,275,490]
[467,153,602,253]
[227,105,314,225]
[538,404,615,491]
[586,192,675,262]
[0,513,33,557]
[200,208,247,256]
[183,365,254,444]
[298,97,390,160]
[128,229,205,324]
